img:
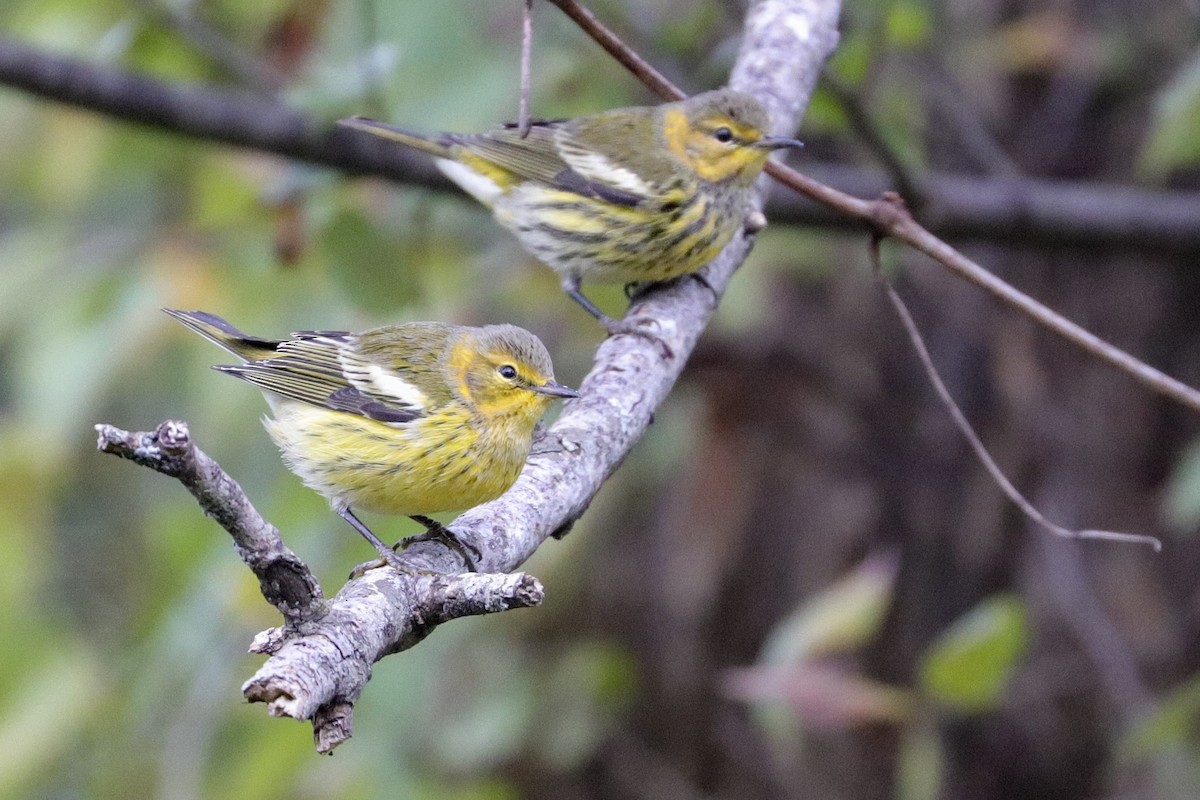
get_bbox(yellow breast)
[263,401,531,517]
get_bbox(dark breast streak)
[510,181,750,282]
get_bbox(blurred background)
[2,0,1200,798]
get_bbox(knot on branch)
[869,190,913,237]
[96,419,193,475]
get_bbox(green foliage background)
[2,1,1200,798]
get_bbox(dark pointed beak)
[533,380,580,399]
[755,136,804,150]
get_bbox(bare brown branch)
[544,0,684,101]
[852,192,1200,416]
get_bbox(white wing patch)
[557,142,653,197]
[339,350,429,412]
[437,158,505,206]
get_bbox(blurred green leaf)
[0,644,101,796]
[1119,676,1200,800]
[826,33,872,87]
[1122,675,1200,760]
[1140,49,1200,176]
[919,595,1029,714]
[885,1,931,49]
[760,551,898,665]
[1164,438,1200,534]
[318,207,422,313]
[534,641,638,770]
[429,644,537,773]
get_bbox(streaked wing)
[453,124,648,206]
[451,124,568,185]
[548,167,645,207]
[554,131,658,201]
[219,332,425,424]
[336,348,432,415]
[325,386,423,423]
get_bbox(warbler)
[165,309,578,572]
[339,88,801,333]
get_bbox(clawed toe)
[400,515,481,572]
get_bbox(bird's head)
[453,325,577,427]
[659,88,802,186]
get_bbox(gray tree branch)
[96,420,547,752]
[92,0,839,752]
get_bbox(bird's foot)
[397,515,481,572]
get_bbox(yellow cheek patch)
[663,109,769,183]
[446,341,476,402]
[691,144,763,183]
[663,108,694,168]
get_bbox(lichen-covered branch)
[97,420,548,752]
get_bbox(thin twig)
[544,0,1200,416]
[1037,529,1155,723]
[868,238,1162,551]
[544,0,684,100]
[518,0,534,137]
[848,192,1200,416]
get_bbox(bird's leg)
[397,515,481,572]
[341,506,424,578]
[563,275,674,359]
[562,276,619,329]
[688,270,720,309]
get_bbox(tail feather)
[338,117,454,159]
[163,308,281,363]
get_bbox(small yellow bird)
[165,309,577,572]
[339,89,800,333]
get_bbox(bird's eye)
[498,364,518,380]
[713,127,734,143]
